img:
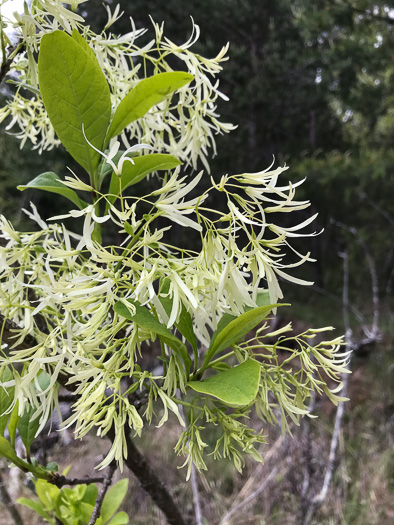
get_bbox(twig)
[218,467,279,525]
[88,462,116,525]
[0,470,24,525]
[219,433,285,525]
[48,473,105,489]
[107,426,188,525]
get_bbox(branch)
[48,473,105,489]
[88,462,116,525]
[107,426,188,525]
[218,467,279,525]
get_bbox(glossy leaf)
[202,303,280,369]
[114,300,191,372]
[0,366,15,436]
[100,479,128,523]
[17,406,41,455]
[82,483,98,506]
[18,172,87,209]
[106,154,181,207]
[106,72,194,140]
[188,359,261,407]
[38,31,111,175]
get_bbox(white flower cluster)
[0,164,347,470]
[0,0,235,169]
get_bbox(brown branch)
[107,426,188,525]
[88,462,116,525]
[48,473,105,489]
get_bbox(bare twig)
[88,462,116,525]
[0,470,24,525]
[48,473,105,489]
[219,467,279,525]
[219,433,285,524]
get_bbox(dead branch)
[218,467,279,525]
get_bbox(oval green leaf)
[188,359,261,407]
[18,172,87,209]
[100,479,128,523]
[38,31,111,175]
[106,72,194,141]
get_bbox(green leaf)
[106,72,194,140]
[159,279,197,354]
[35,479,60,511]
[100,479,128,523]
[209,313,237,352]
[114,300,191,372]
[188,359,261,407]
[16,497,51,520]
[0,366,15,436]
[106,154,181,207]
[17,406,41,455]
[106,512,130,525]
[8,401,19,447]
[202,304,280,370]
[38,31,111,175]
[18,172,87,209]
[0,435,20,463]
[82,484,98,506]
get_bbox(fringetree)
[0,0,348,521]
